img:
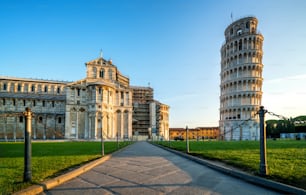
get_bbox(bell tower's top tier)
[224,17,259,42]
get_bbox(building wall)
[132,102,150,136]
[0,77,66,140]
[131,86,153,136]
[131,86,169,139]
[132,86,153,103]
[219,16,264,141]
[149,101,157,135]
[157,103,169,140]
[0,56,168,141]
[196,127,220,140]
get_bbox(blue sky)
[1,0,306,127]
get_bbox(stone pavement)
[42,142,280,195]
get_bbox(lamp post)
[117,132,119,150]
[101,119,104,156]
[23,107,33,182]
[168,128,170,147]
[259,106,268,176]
[186,125,189,153]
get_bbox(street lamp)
[23,107,33,182]
[101,126,104,156]
[186,125,189,153]
[259,106,268,176]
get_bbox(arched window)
[234,41,237,51]
[238,40,242,50]
[31,85,35,92]
[246,22,249,29]
[57,87,60,94]
[100,69,104,78]
[44,86,48,92]
[17,84,21,92]
[3,83,7,90]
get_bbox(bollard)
[23,107,33,182]
[259,106,268,176]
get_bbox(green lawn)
[156,140,306,190]
[0,141,132,194]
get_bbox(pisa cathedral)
[219,16,264,140]
[0,56,169,141]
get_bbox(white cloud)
[263,74,306,119]
[265,74,306,83]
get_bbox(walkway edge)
[152,142,306,195]
[14,143,134,195]
[14,155,112,195]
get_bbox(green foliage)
[0,141,132,194]
[157,140,306,189]
[294,115,306,121]
[266,115,306,138]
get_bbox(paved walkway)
[42,142,279,195]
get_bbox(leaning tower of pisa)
[219,16,264,140]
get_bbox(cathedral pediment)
[86,57,113,66]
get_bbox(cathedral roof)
[0,76,69,84]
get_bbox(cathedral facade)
[0,56,169,141]
[65,57,133,140]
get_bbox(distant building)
[196,127,220,140]
[169,128,185,140]
[219,16,264,140]
[131,86,169,140]
[169,127,219,140]
[280,133,306,140]
[0,55,169,141]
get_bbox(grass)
[0,141,132,194]
[156,140,306,190]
